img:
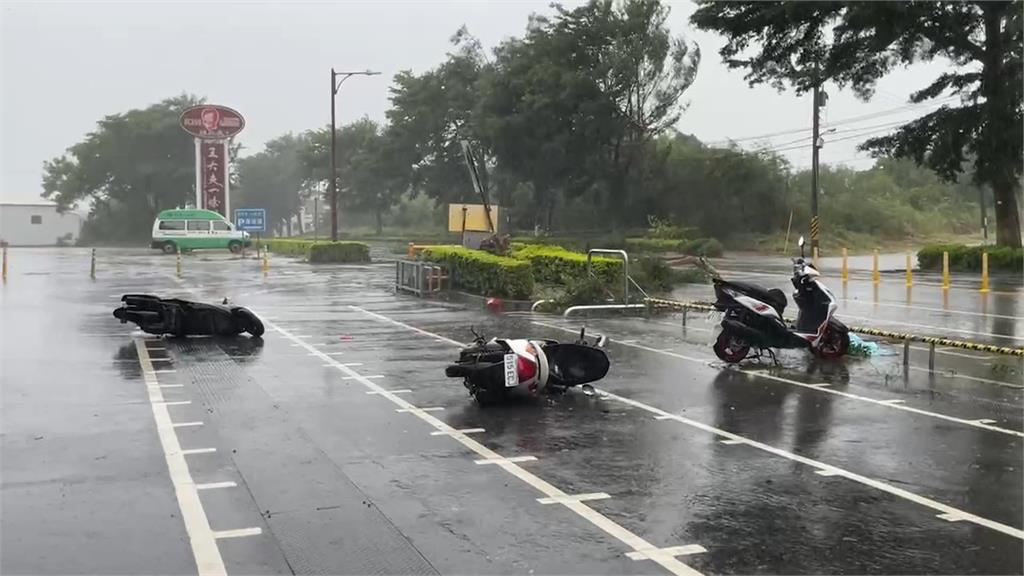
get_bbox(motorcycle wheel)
[232,308,265,337]
[713,331,750,363]
[816,328,849,359]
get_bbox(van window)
[159,220,186,231]
[212,220,231,231]
[31,215,42,225]
[186,220,210,232]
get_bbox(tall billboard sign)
[179,105,245,217]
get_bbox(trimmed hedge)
[918,244,1023,273]
[421,246,533,299]
[259,239,370,263]
[308,242,370,263]
[510,244,623,285]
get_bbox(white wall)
[0,203,83,246]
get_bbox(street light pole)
[329,68,380,241]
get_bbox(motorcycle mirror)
[798,236,805,248]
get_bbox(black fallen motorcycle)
[445,328,610,405]
[113,294,264,337]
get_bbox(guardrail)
[395,259,447,297]
[644,297,1024,362]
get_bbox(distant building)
[0,202,84,246]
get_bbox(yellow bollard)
[841,247,848,283]
[941,251,950,290]
[2,245,7,282]
[262,247,269,276]
[176,247,182,278]
[872,249,880,284]
[407,242,415,259]
[812,246,819,268]
[905,252,913,287]
[90,248,96,279]
[979,251,989,293]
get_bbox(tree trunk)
[992,182,1022,248]
[980,3,1022,248]
[297,211,305,236]
[286,216,292,237]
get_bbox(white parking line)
[538,493,610,504]
[266,315,704,576]
[180,448,217,456]
[367,389,412,395]
[474,456,538,465]
[349,307,1024,542]
[136,341,229,576]
[532,320,1024,438]
[430,428,485,436]
[396,407,445,413]
[212,528,262,539]
[196,482,237,491]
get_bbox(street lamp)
[330,68,381,241]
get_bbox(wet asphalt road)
[2,247,1022,575]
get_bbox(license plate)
[503,354,519,388]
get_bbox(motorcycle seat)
[722,280,787,314]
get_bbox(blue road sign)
[234,208,266,233]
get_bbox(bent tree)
[693,1,1022,247]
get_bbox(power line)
[704,95,958,146]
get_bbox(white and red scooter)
[445,328,609,405]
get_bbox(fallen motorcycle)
[445,328,610,405]
[113,294,264,337]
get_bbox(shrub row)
[420,246,534,299]
[624,237,724,257]
[918,244,1023,273]
[510,244,623,285]
[258,239,370,263]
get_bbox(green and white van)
[151,209,251,254]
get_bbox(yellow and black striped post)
[810,215,820,252]
[176,247,182,278]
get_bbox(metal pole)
[903,339,910,369]
[810,82,821,254]
[980,186,988,243]
[314,193,319,241]
[2,245,8,281]
[928,342,936,372]
[90,248,96,279]
[330,68,338,242]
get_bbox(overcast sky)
[2,0,949,204]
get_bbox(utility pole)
[329,68,380,241]
[980,187,989,243]
[810,82,822,254]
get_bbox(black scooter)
[113,294,264,337]
[445,328,610,405]
[701,237,849,363]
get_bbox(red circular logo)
[179,105,245,139]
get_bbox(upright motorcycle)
[702,237,849,363]
[445,328,610,405]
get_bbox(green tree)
[692,0,1022,247]
[299,119,404,234]
[41,94,201,243]
[386,29,496,207]
[235,133,309,236]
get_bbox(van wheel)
[161,242,176,254]
[228,241,242,254]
